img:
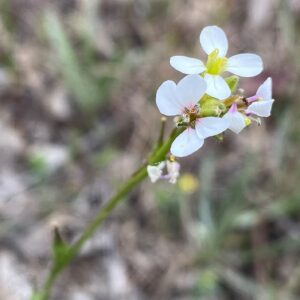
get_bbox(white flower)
[223,102,247,134]
[147,162,165,183]
[156,74,229,157]
[166,160,180,184]
[147,160,180,184]
[222,78,273,133]
[170,25,263,100]
[246,77,274,117]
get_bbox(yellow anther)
[245,117,252,126]
[169,155,176,162]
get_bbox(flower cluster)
[147,25,274,183]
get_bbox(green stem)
[33,127,183,300]
[37,265,61,300]
[71,165,148,255]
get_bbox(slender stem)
[34,127,183,300]
[71,165,148,254]
[39,266,61,299]
[157,117,167,147]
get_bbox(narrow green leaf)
[43,11,102,111]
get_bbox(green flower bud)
[200,96,226,116]
[225,75,239,93]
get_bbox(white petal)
[176,75,207,108]
[246,100,274,117]
[195,117,229,138]
[204,74,231,100]
[223,111,246,134]
[157,161,166,170]
[156,80,182,116]
[166,161,180,184]
[256,77,272,100]
[199,26,228,57]
[147,165,163,183]
[227,54,263,77]
[171,128,204,157]
[170,56,206,75]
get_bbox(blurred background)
[0,0,299,299]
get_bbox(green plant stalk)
[33,127,183,300]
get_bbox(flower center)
[180,105,200,127]
[206,49,228,75]
[177,105,200,126]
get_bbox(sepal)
[225,75,239,93]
